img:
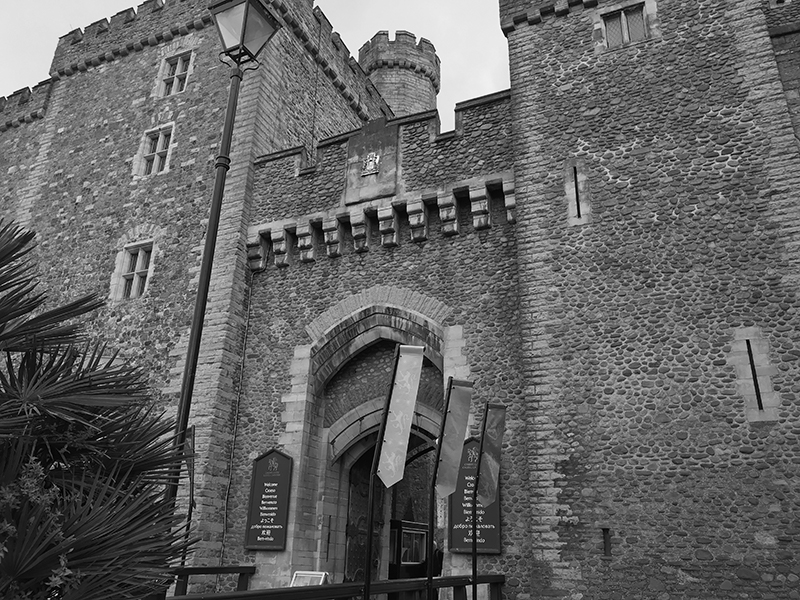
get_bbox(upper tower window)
[139,126,173,176]
[161,52,192,96]
[603,3,647,47]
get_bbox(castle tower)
[358,30,440,117]
[500,0,800,598]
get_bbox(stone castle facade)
[2,0,800,598]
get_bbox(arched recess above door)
[328,398,443,465]
[307,286,452,392]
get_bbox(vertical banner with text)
[435,379,473,498]
[477,403,506,508]
[377,345,425,488]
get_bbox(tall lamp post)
[167,0,281,505]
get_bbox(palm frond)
[0,220,104,352]
[0,345,148,438]
[0,218,196,598]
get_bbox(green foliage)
[0,221,193,599]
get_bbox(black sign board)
[448,438,501,554]
[245,449,292,550]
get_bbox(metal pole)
[472,403,490,600]
[167,64,244,503]
[426,377,454,600]
[363,345,402,600]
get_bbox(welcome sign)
[245,449,293,550]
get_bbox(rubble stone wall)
[503,0,800,597]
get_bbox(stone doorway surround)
[250,286,471,587]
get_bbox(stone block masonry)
[0,0,391,578]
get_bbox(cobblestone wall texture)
[765,0,800,29]
[251,95,510,225]
[502,0,800,598]
[226,203,530,592]
[772,30,800,138]
[401,93,512,191]
[5,0,800,597]
[323,341,443,428]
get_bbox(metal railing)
[169,573,505,600]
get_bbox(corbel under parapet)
[246,235,269,272]
[469,185,491,230]
[437,191,459,236]
[323,218,342,258]
[351,210,371,253]
[378,206,399,247]
[407,198,429,242]
[296,223,315,263]
[271,229,290,268]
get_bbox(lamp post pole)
[165,0,280,507]
[167,63,244,503]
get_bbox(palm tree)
[0,220,193,600]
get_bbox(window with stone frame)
[141,126,172,175]
[603,3,647,48]
[118,243,153,300]
[161,52,192,96]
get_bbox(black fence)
[150,571,504,600]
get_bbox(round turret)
[358,30,441,118]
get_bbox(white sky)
[0,0,509,131]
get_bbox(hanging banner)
[435,379,473,498]
[244,449,293,550]
[448,438,501,554]
[377,345,425,488]
[477,404,506,508]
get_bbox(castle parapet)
[358,30,441,118]
[499,0,600,33]
[0,83,52,132]
[51,0,208,76]
[41,0,389,124]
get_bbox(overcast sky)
[0,0,509,131]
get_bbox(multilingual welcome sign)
[448,438,501,554]
[245,449,293,550]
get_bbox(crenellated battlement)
[38,0,389,124]
[500,0,599,35]
[0,82,52,132]
[252,88,509,190]
[51,0,207,75]
[248,88,511,256]
[358,30,441,94]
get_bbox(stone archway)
[267,286,471,584]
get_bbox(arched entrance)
[326,340,443,583]
[342,432,439,583]
[269,288,471,588]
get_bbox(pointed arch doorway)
[325,340,444,584]
[272,290,471,588]
[343,430,439,583]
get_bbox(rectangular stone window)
[121,243,152,299]
[142,126,172,175]
[161,52,192,96]
[603,3,647,48]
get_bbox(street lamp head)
[208,0,281,65]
